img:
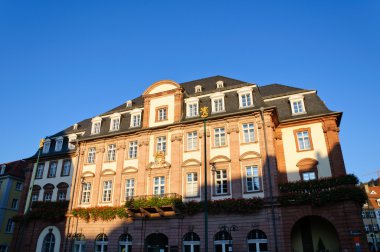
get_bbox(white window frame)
[186,172,198,197]
[11,199,19,209]
[302,171,316,181]
[55,137,63,152]
[110,115,121,131]
[107,144,116,161]
[289,95,306,115]
[215,170,228,195]
[156,136,167,153]
[128,141,138,159]
[185,97,199,118]
[130,109,142,127]
[125,178,135,200]
[158,107,167,121]
[81,183,91,204]
[42,140,51,153]
[187,131,198,151]
[91,117,102,135]
[48,162,57,178]
[102,180,112,202]
[242,123,255,143]
[237,86,254,109]
[62,160,71,176]
[87,147,96,164]
[153,176,165,195]
[36,163,44,179]
[210,92,225,113]
[214,128,226,147]
[15,182,23,191]
[297,131,311,151]
[246,166,260,192]
[68,134,77,150]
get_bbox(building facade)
[0,160,26,252]
[362,185,380,251]
[12,76,368,252]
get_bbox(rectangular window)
[153,176,165,195]
[81,183,91,204]
[188,103,198,117]
[5,219,14,233]
[213,98,224,112]
[102,181,112,202]
[107,144,116,161]
[242,123,255,143]
[156,136,167,152]
[241,93,252,107]
[157,107,167,121]
[125,178,135,200]
[36,164,44,179]
[186,173,198,197]
[58,191,66,201]
[15,182,23,191]
[55,138,63,151]
[44,192,52,202]
[131,114,141,127]
[0,245,8,252]
[87,147,96,164]
[62,160,71,176]
[302,171,316,181]
[215,170,228,195]
[42,141,50,153]
[292,100,304,114]
[32,193,39,202]
[187,131,198,151]
[128,141,138,159]
[11,199,19,209]
[92,122,101,134]
[111,118,120,131]
[214,128,226,147]
[246,166,260,192]
[365,224,370,232]
[296,130,311,151]
[48,162,57,178]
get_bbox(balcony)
[125,193,183,218]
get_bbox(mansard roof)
[35,75,339,157]
[0,160,26,179]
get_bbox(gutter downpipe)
[64,139,81,252]
[260,107,279,252]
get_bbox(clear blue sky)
[0,1,379,182]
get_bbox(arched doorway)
[291,216,340,252]
[145,233,168,252]
[36,226,61,252]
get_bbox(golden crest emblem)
[200,106,209,118]
[154,151,165,165]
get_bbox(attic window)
[0,165,5,175]
[55,137,63,152]
[195,85,202,93]
[42,139,51,153]
[289,95,306,115]
[126,100,132,108]
[91,117,102,135]
[73,123,78,130]
[216,81,224,88]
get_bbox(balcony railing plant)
[13,201,69,223]
[125,193,183,209]
[278,174,367,207]
[71,206,128,222]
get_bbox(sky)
[0,1,379,182]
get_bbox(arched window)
[73,234,86,252]
[95,233,108,252]
[247,230,268,252]
[214,231,232,252]
[119,233,132,252]
[42,232,55,252]
[183,232,200,252]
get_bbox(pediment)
[143,80,181,95]
[122,166,138,174]
[101,169,116,176]
[182,159,201,167]
[239,151,261,160]
[82,171,95,178]
[209,155,231,163]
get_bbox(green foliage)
[13,201,69,223]
[72,206,128,222]
[125,196,184,209]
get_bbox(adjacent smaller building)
[363,184,380,251]
[0,160,26,252]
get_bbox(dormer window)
[68,134,77,150]
[237,87,254,109]
[91,117,102,135]
[0,165,5,175]
[109,113,121,132]
[130,109,142,127]
[185,97,199,118]
[126,100,132,108]
[289,95,306,115]
[73,123,78,130]
[195,85,202,93]
[42,139,51,153]
[55,137,63,152]
[210,93,225,113]
[216,80,224,88]
[156,106,168,122]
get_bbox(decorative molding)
[209,155,231,163]
[81,171,95,178]
[117,144,126,150]
[274,129,282,140]
[239,151,261,161]
[227,124,239,134]
[199,129,210,138]
[96,147,105,153]
[170,134,183,142]
[122,166,138,174]
[101,169,116,176]
[138,139,149,147]
[181,159,202,167]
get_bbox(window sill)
[213,193,231,197]
[211,110,226,114]
[244,190,263,194]
[292,112,307,116]
[184,195,200,199]
[184,148,200,153]
[186,115,199,119]
[240,141,258,145]
[211,145,228,149]
[296,148,314,153]
[239,105,254,109]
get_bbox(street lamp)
[219,224,239,252]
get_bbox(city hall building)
[12,76,367,252]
